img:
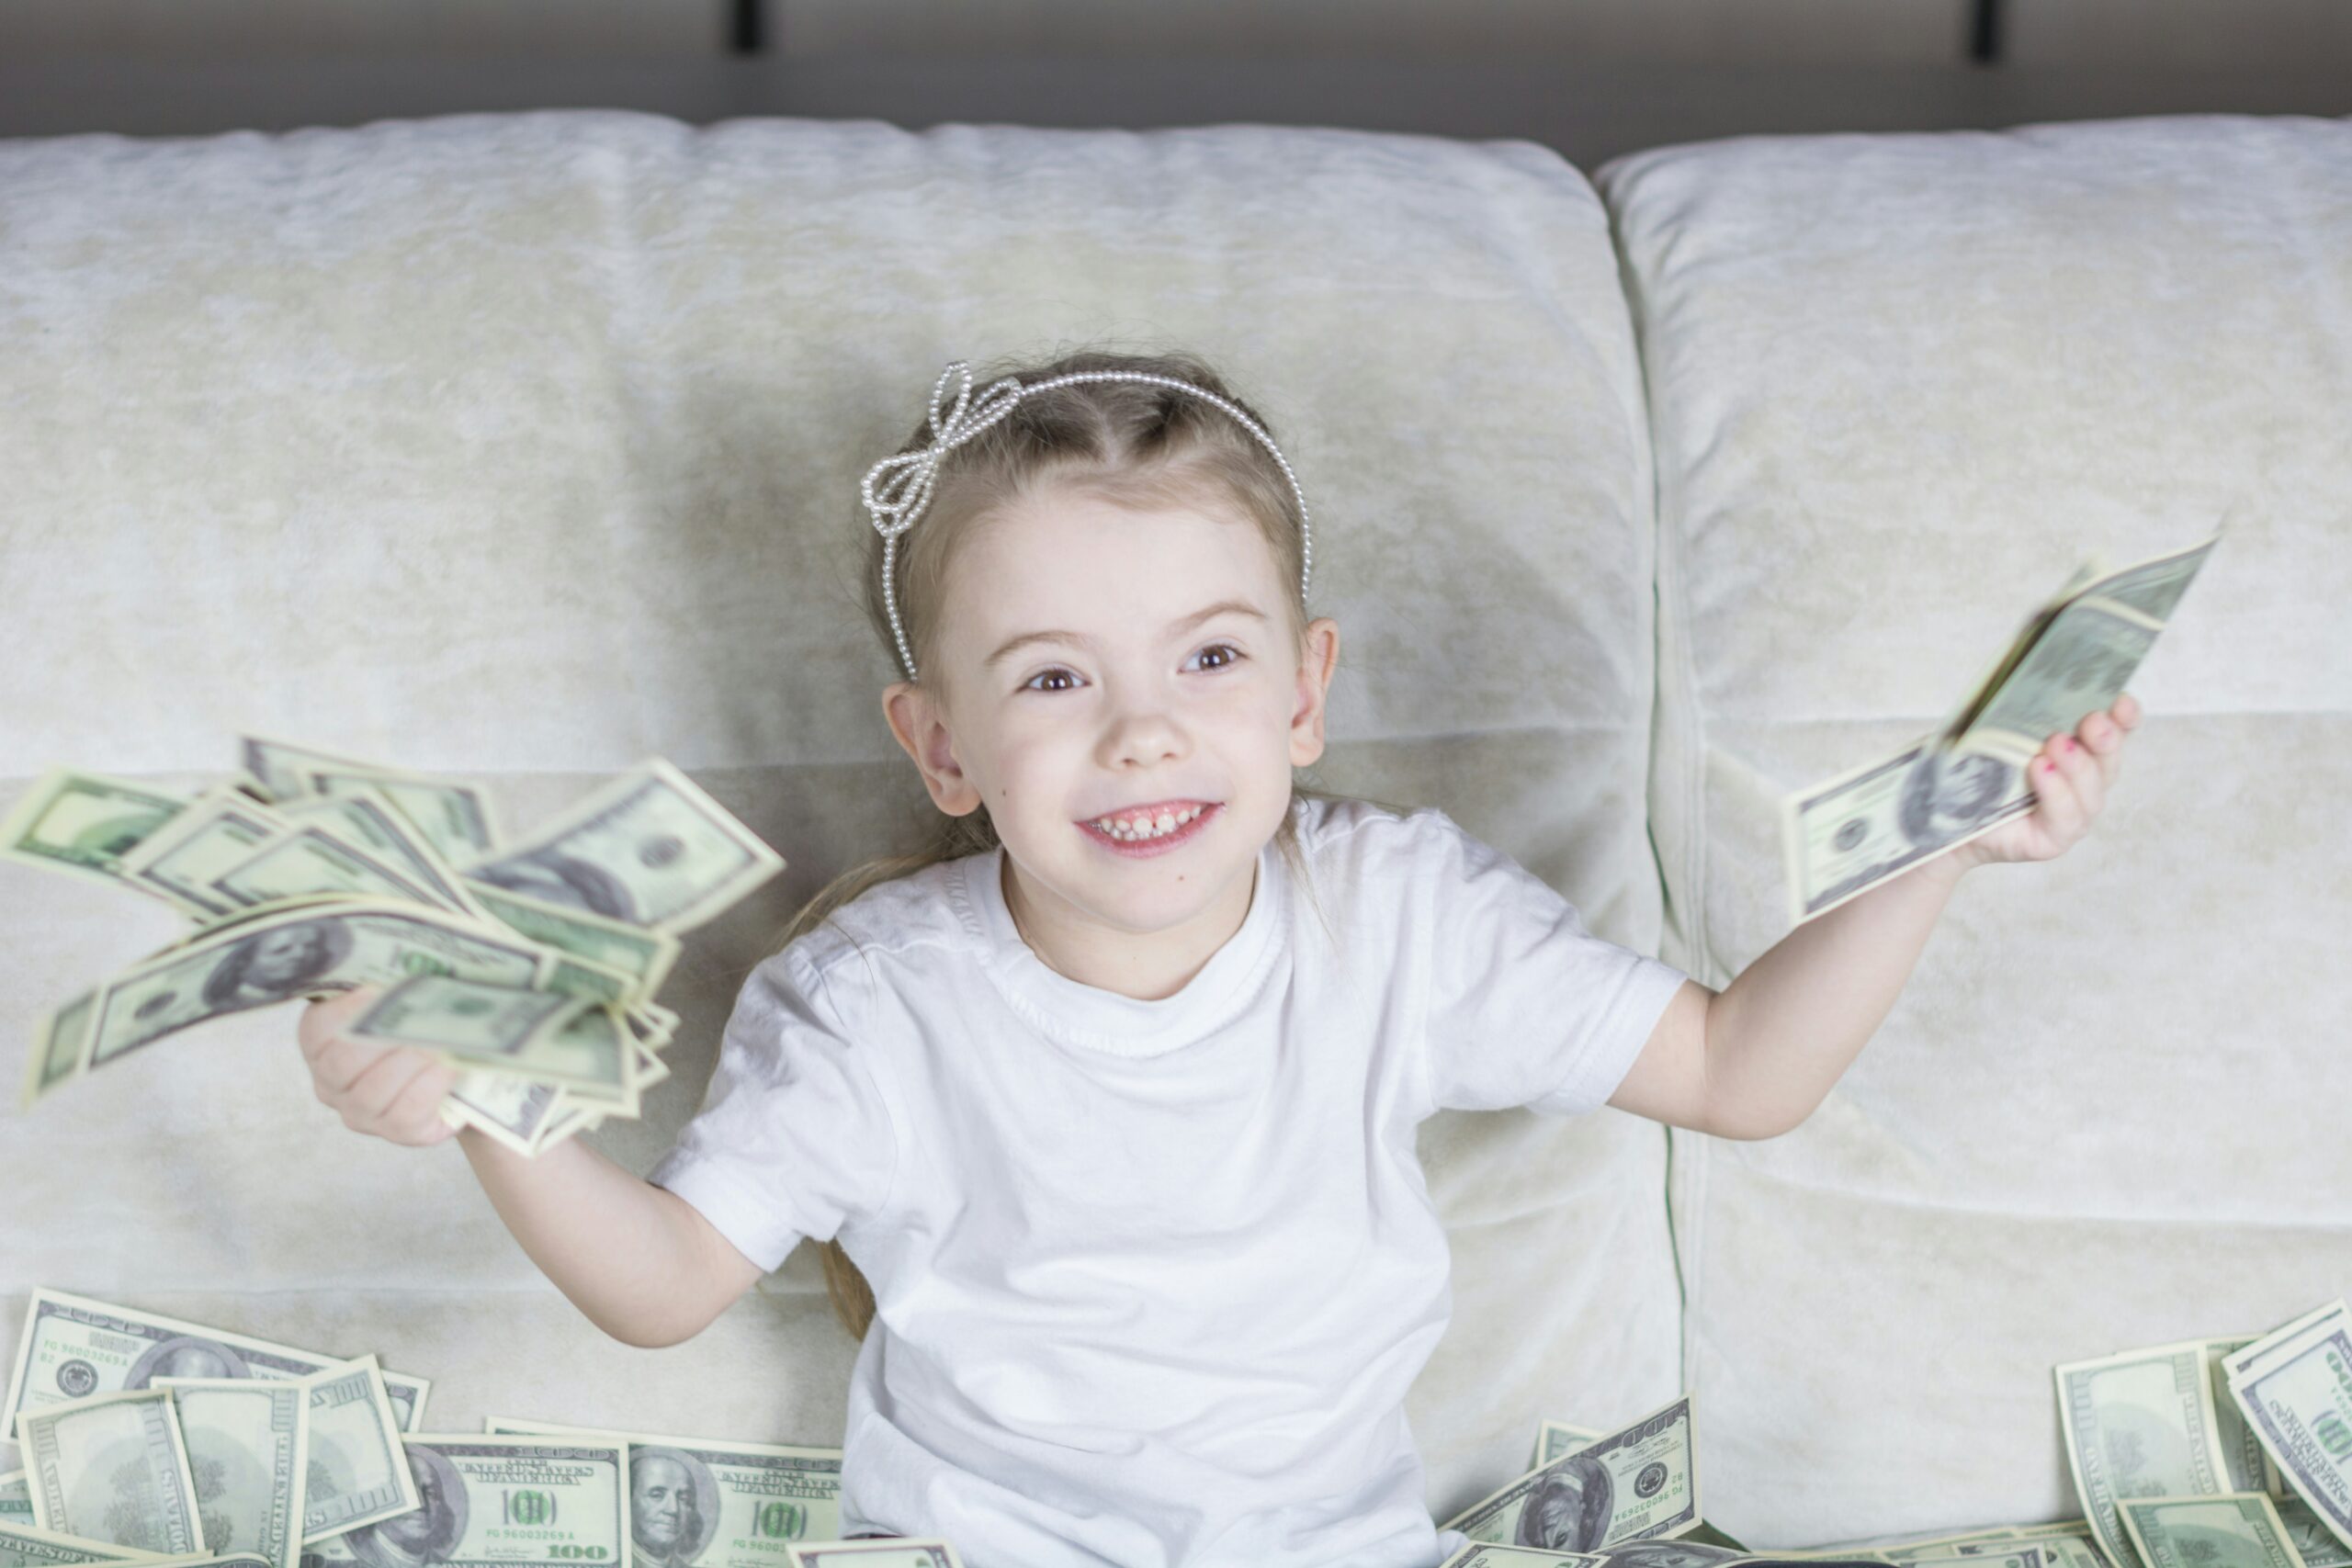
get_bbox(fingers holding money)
[299,983,383,1064]
[2038,729,2102,817]
[2027,736,2097,852]
[342,1046,459,1140]
[2031,687,2145,845]
[2073,691,2134,792]
[300,985,460,1145]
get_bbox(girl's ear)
[1290,616,1341,767]
[883,679,983,817]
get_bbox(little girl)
[298,346,2138,1568]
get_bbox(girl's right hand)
[297,985,463,1147]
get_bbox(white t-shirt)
[647,795,1690,1568]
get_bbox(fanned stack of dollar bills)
[3,1286,2348,1568]
[2,737,786,1157]
[1781,528,2223,927]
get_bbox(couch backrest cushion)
[1599,111,2352,1544]
[0,109,1679,1519]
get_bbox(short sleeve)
[646,943,899,1274]
[1414,809,1691,1118]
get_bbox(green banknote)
[484,1416,845,1558]
[335,1437,627,1568]
[293,1361,417,1545]
[1781,528,2221,928]
[1441,1545,1607,1567]
[340,977,628,1097]
[21,1391,203,1558]
[147,1380,307,1568]
[3,1290,429,1447]
[457,761,782,935]
[2118,1495,2302,1568]
[0,1517,167,1568]
[782,1545,961,1568]
[1444,1397,1700,1552]
[1530,1423,1603,1472]
[0,772,191,903]
[237,736,496,863]
[2224,1300,2352,1559]
[2055,1342,2231,1568]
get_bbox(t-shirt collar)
[952,829,1287,1058]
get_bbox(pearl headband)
[859,359,1314,682]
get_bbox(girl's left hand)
[1953,691,2141,870]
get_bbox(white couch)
[2,105,2345,1554]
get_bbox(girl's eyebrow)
[984,598,1268,669]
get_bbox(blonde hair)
[784,344,1412,1342]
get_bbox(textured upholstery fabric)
[0,111,1678,1530]
[1596,112,2352,1544]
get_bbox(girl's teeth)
[1093,806,1204,840]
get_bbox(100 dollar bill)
[2055,1342,2231,1568]
[21,1390,204,1559]
[0,1516,178,1567]
[1444,1397,1701,1552]
[0,773,193,907]
[2118,1495,2302,1568]
[457,761,782,937]
[237,738,497,864]
[335,1437,626,1568]
[4,1290,429,1446]
[484,1416,845,1554]
[2224,1300,2352,1558]
[1440,1546,1606,1567]
[782,1544,962,1568]
[342,978,629,1099]
[1782,529,2221,927]
[145,1379,307,1568]
[1531,1423,1604,1473]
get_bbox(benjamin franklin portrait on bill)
[124,1335,254,1386]
[346,1443,466,1568]
[469,848,635,923]
[1896,744,2011,848]
[628,1446,721,1568]
[198,919,356,1010]
[1516,1451,1615,1551]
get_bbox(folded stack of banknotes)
[1781,527,2223,927]
[2,737,786,1157]
[4,1285,2346,1568]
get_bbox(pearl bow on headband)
[860,359,1314,682]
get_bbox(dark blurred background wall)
[0,0,2344,169]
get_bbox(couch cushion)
[1597,111,2352,1544]
[0,108,1678,1524]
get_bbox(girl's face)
[882,486,1339,994]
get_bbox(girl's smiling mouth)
[1078,801,1221,855]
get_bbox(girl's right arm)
[297,987,767,1350]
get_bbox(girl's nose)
[1098,704,1186,767]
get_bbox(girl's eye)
[1190,642,1244,672]
[1023,668,1078,694]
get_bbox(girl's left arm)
[1613,693,2141,1141]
